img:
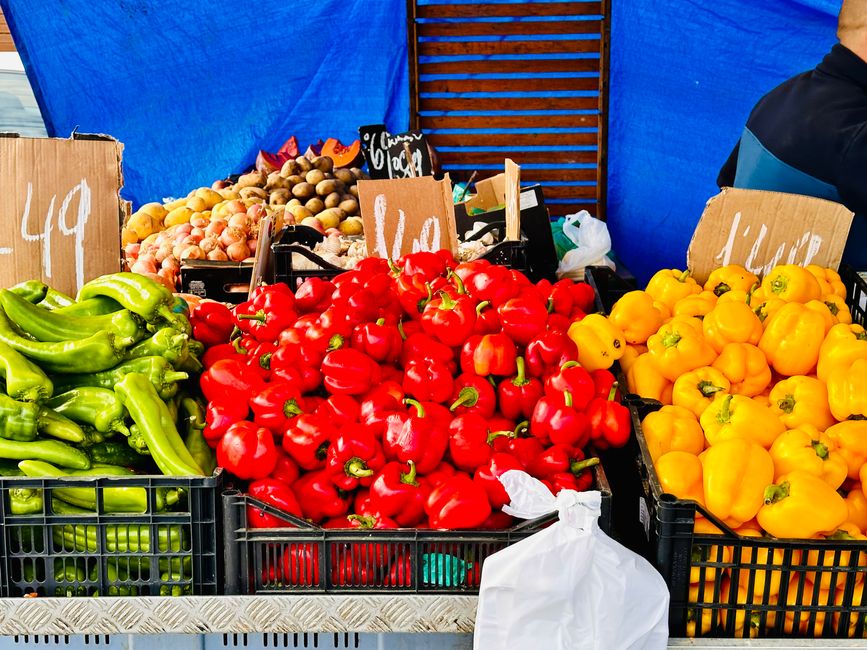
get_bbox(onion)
[143,272,175,292]
[174,230,189,243]
[205,219,227,237]
[247,203,266,222]
[207,249,229,261]
[219,227,246,248]
[247,238,259,254]
[173,243,185,260]
[227,200,247,214]
[199,237,219,254]
[183,234,203,246]
[190,215,209,229]
[191,227,206,239]
[176,223,194,235]
[131,259,158,275]
[180,245,205,261]
[228,214,250,231]
[162,256,180,273]
[226,240,249,262]
[124,242,141,259]
[155,242,173,263]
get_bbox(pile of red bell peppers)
[192,252,630,534]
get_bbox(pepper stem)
[560,361,580,371]
[476,300,491,316]
[237,310,267,323]
[316,441,330,460]
[661,331,682,348]
[811,440,829,460]
[438,290,456,310]
[417,285,433,313]
[762,481,790,505]
[712,282,731,297]
[397,320,407,340]
[404,398,426,418]
[677,270,691,283]
[450,387,479,411]
[164,371,189,384]
[345,458,374,478]
[514,420,530,437]
[388,259,401,276]
[347,514,377,529]
[769,274,788,295]
[512,357,529,387]
[564,390,573,408]
[826,529,856,541]
[259,352,272,370]
[231,338,248,355]
[697,380,723,398]
[570,457,600,475]
[716,394,734,425]
[776,395,796,414]
[825,301,840,316]
[487,430,514,444]
[376,318,386,327]
[283,399,303,418]
[607,383,619,401]
[400,460,419,486]
[327,334,344,351]
[448,269,467,295]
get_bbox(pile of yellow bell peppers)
[598,263,867,637]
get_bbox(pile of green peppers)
[0,273,217,596]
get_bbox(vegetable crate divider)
[584,265,637,315]
[222,463,611,595]
[0,470,223,597]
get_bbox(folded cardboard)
[687,188,855,284]
[0,132,127,296]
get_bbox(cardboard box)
[0,133,127,296]
[687,188,855,284]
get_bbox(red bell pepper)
[360,381,405,432]
[341,287,382,325]
[264,544,320,587]
[400,332,455,374]
[326,427,386,490]
[420,290,477,347]
[403,359,455,404]
[380,365,404,385]
[473,453,524,509]
[473,301,501,335]
[587,385,631,449]
[190,301,234,348]
[247,478,303,528]
[368,460,428,527]
[384,553,413,587]
[547,312,574,333]
[201,358,264,406]
[425,474,492,529]
[321,349,382,395]
[398,251,448,282]
[544,469,596,495]
[203,399,249,443]
[497,357,544,420]
[491,425,545,470]
[545,361,596,410]
[291,470,352,523]
[524,330,579,378]
[448,413,511,472]
[245,340,277,381]
[282,415,336,470]
[271,449,300,486]
[569,281,596,315]
[305,306,353,353]
[235,286,297,342]
[249,382,304,434]
[202,342,244,369]
[396,274,434,317]
[383,399,449,473]
[530,394,591,448]
[315,394,361,428]
[217,421,278,480]
[351,318,402,363]
[464,265,519,307]
[461,333,517,377]
[526,444,599,479]
[449,373,497,418]
[497,297,548,346]
[425,462,456,490]
[591,369,619,400]
[270,345,322,393]
[480,511,515,530]
[294,277,335,313]
[542,279,575,317]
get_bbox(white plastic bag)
[474,471,669,650]
[557,210,615,281]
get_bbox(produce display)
[122,152,368,289]
[192,253,626,535]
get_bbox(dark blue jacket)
[718,44,867,269]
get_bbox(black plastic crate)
[180,260,255,304]
[584,265,637,315]
[840,264,867,326]
[0,470,222,597]
[631,398,867,639]
[222,464,611,595]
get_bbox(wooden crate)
[407,0,610,218]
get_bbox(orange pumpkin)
[321,138,362,168]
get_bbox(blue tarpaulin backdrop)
[1,0,845,281]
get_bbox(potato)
[305,197,325,214]
[195,188,224,208]
[348,185,359,198]
[289,205,314,221]
[339,198,359,215]
[292,182,316,199]
[121,226,139,246]
[164,206,193,228]
[316,179,339,197]
[218,188,240,200]
[139,202,168,220]
[338,217,364,236]
[280,159,300,178]
[296,156,313,173]
[186,196,208,212]
[287,198,302,208]
[163,197,187,212]
[287,175,304,186]
[314,156,334,173]
[324,192,342,209]
[237,170,267,189]
[300,216,325,233]
[240,187,267,200]
[317,208,346,230]
[265,172,291,191]
[305,169,325,186]
[334,169,355,186]
[269,189,290,206]
[350,168,365,181]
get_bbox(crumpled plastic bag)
[557,210,615,281]
[474,470,669,650]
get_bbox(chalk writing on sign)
[359,125,433,179]
[714,211,823,276]
[372,193,442,260]
[9,180,92,290]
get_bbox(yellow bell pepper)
[719,580,769,638]
[817,323,867,382]
[642,405,706,461]
[847,486,867,533]
[685,584,717,638]
[704,264,760,297]
[702,301,764,353]
[646,316,717,382]
[566,314,625,372]
[711,343,772,397]
[626,353,673,404]
[672,366,731,417]
[757,470,848,538]
[672,291,718,320]
[655,450,705,505]
[821,294,852,325]
[751,296,786,324]
[826,420,867,480]
[761,264,823,303]
[827,358,867,421]
[768,426,847,489]
[699,438,774,528]
[700,394,785,449]
[804,299,837,334]
[768,376,836,430]
[691,518,731,585]
[717,287,752,305]
[806,264,846,298]
[752,391,772,408]
[806,522,867,591]
[619,343,647,374]
[645,268,702,311]
[608,291,670,345]
[758,302,827,376]
[835,581,866,638]
[734,528,797,599]
[782,575,833,636]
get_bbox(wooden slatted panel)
[409,0,609,219]
[0,9,14,52]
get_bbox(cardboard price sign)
[358,124,434,179]
[358,175,458,259]
[0,134,126,297]
[687,188,854,284]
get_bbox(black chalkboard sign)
[358,124,434,179]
